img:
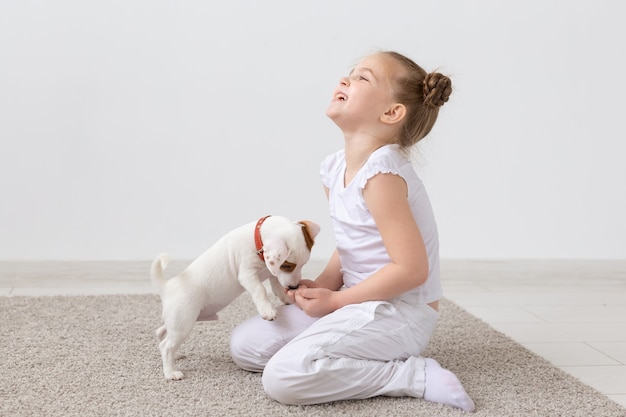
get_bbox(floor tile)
[441,282,492,293]
[9,286,154,297]
[521,342,620,366]
[490,322,626,343]
[607,394,626,408]
[560,365,626,395]
[457,305,544,323]
[525,306,626,323]
[445,291,626,307]
[588,342,626,364]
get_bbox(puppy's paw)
[165,370,184,380]
[276,291,291,305]
[259,304,277,321]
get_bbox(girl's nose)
[340,76,349,86]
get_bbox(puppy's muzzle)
[287,285,299,290]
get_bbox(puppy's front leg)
[268,275,291,305]
[239,270,277,320]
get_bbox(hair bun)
[423,72,452,108]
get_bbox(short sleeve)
[356,153,403,190]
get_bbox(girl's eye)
[349,72,369,82]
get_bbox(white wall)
[1,1,625,261]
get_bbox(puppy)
[150,215,320,380]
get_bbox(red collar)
[254,215,271,261]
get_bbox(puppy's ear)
[263,238,290,276]
[298,221,320,239]
[298,221,320,251]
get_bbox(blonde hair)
[380,51,452,150]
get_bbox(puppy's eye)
[280,261,296,273]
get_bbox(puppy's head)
[263,219,320,289]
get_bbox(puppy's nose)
[287,285,299,290]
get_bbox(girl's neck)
[344,132,391,164]
[342,133,392,186]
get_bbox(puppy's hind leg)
[159,310,198,380]
[156,324,166,343]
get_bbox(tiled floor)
[440,260,626,409]
[1,259,625,409]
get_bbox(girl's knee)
[262,353,317,405]
[229,325,265,372]
[262,362,304,405]
[261,350,329,405]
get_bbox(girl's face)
[326,53,401,131]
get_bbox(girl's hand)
[294,287,339,317]
[284,279,318,305]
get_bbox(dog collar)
[254,215,271,261]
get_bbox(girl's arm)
[295,173,428,317]
[310,249,343,290]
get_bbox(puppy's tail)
[150,253,169,295]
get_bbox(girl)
[230,51,475,412]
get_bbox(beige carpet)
[1,294,624,417]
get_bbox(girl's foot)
[423,358,475,412]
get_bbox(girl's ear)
[380,103,406,125]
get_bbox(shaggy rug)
[1,294,624,417]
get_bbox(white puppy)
[150,215,320,380]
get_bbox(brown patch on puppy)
[298,221,316,251]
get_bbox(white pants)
[229,299,439,405]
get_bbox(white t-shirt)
[320,144,442,304]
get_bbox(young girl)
[229,51,475,412]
